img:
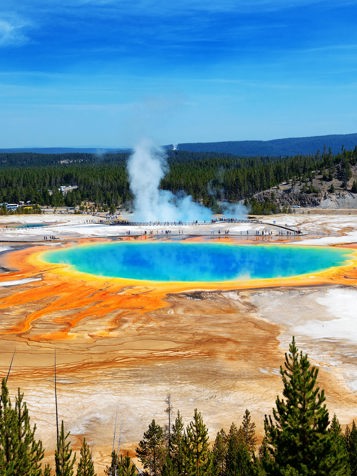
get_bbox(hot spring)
[43,242,352,282]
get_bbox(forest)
[0,147,356,215]
[1,338,356,475]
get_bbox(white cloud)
[0,17,29,47]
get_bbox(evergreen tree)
[55,420,76,476]
[345,421,357,476]
[0,378,44,475]
[43,464,52,476]
[225,423,254,476]
[105,451,119,476]
[106,452,138,476]
[117,454,138,476]
[258,437,272,475]
[76,438,96,476]
[263,337,343,475]
[226,423,239,476]
[327,415,350,475]
[184,409,212,476]
[161,456,178,476]
[239,410,256,454]
[212,429,227,476]
[168,412,185,475]
[136,419,166,476]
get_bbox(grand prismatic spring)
[0,213,357,471]
[43,242,353,282]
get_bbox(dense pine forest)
[1,338,356,475]
[0,147,356,215]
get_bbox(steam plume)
[127,140,212,222]
[221,202,248,220]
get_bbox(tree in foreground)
[167,411,185,475]
[239,410,256,455]
[117,454,138,476]
[76,438,96,476]
[136,419,166,476]
[55,420,76,476]
[345,421,357,476]
[212,410,258,476]
[184,409,213,476]
[225,422,256,476]
[212,428,227,476]
[106,451,138,476]
[161,455,179,476]
[0,377,45,475]
[327,414,350,475]
[105,450,119,476]
[263,337,346,475]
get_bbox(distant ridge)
[174,133,357,157]
[1,133,357,157]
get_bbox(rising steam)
[221,202,248,220]
[127,140,212,222]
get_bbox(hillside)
[2,133,357,158]
[175,133,357,157]
[249,160,357,212]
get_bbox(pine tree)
[117,454,138,476]
[327,415,350,475]
[76,438,96,476]
[55,420,76,476]
[161,456,178,476]
[239,410,256,454]
[345,421,357,476]
[263,337,342,475]
[43,464,52,476]
[168,412,185,475]
[225,423,254,476]
[184,409,213,476]
[0,378,44,475]
[225,423,239,476]
[136,419,166,476]
[212,429,227,476]
[104,451,118,476]
[258,436,272,474]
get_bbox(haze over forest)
[1,133,357,158]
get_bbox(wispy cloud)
[4,0,356,18]
[1,0,356,147]
[0,17,29,47]
[62,0,357,14]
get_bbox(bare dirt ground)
[0,210,356,473]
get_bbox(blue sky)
[1,0,357,147]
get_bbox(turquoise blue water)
[18,223,47,228]
[43,242,352,282]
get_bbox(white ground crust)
[0,277,42,286]
[0,211,356,244]
[250,286,357,392]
